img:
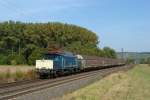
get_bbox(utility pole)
[18,39,21,56]
[121,48,124,59]
[11,47,14,56]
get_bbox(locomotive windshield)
[44,54,60,61]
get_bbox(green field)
[62,64,150,100]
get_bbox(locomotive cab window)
[44,54,60,61]
[44,54,63,70]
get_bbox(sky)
[0,0,150,52]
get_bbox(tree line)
[0,21,117,65]
[140,57,150,64]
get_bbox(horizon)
[0,0,149,52]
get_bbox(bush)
[15,54,26,64]
[5,69,11,79]
[25,70,37,80]
[28,49,44,65]
[126,58,135,64]
[10,60,17,65]
[0,54,9,64]
[7,54,26,65]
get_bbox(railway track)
[0,79,42,89]
[0,65,132,100]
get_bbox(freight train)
[36,51,125,78]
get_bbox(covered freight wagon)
[76,55,125,70]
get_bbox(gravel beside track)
[0,65,133,100]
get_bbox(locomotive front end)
[36,60,54,77]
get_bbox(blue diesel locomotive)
[36,51,80,78]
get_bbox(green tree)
[28,49,45,65]
[126,58,135,64]
[103,47,117,58]
[140,58,146,64]
[146,57,150,64]
[0,21,117,65]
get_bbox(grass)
[0,69,37,83]
[62,64,150,100]
[0,65,36,83]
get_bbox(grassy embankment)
[62,64,150,100]
[0,66,36,83]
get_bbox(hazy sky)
[0,0,149,52]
